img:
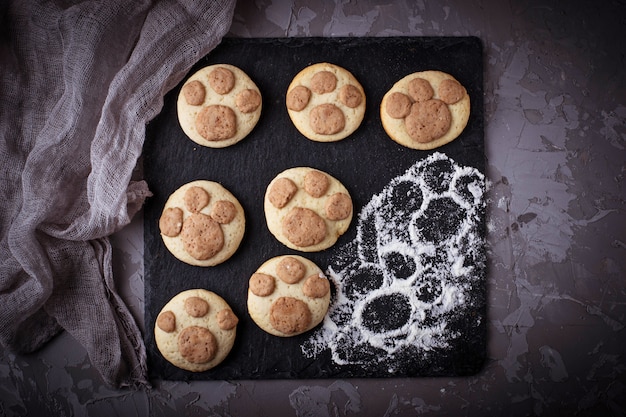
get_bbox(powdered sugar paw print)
[301,153,486,374]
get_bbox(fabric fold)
[0,0,236,387]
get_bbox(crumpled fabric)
[0,0,236,387]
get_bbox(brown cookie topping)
[217,308,239,331]
[302,274,330,298]
[184,186,210,213]
[184,296,210,318]
[325,193,352,221]
[180,213,225,260]
[210,200,237,224]
[178,326,217,364]
[286,85,311,111]
[269,297,312,335]
[303,170,329,198]
[208,67,235,95]
[182,80,206,106]
[438,78,466,104]
[282,207,327,247]
[385,92,412,119]
[276,256,306,284]
[156,310,176,333]
[159,207,183,237]
[249,273,275,297]
[408,77,434,102]
[309,103,345,135]
[268,177,298,208]
[405,99,452,143]
[339,84,363,108]
[235,88,261,113]
[310,70,337,94]
[195,105,237,142]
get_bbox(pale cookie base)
[247,255,331,337]
[161,180,245,266]
[177,64,262,148]
[287,62,366,142]
[264,167,352,252]
[154,289,237,372]
[380,70,470,150]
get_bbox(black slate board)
[143,37,485,381]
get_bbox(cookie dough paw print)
[286,62,366,142]
[154,289,239,372]
[264,167,353,252]
[381,70,470,150]
[159,180,245,267]
[177,64,262,148]
[247,255,331,337]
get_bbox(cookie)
[159,180,245,266]
[177,64,262,148]
[286,62,365,142]
[154,289,239,372]
[247,255,331,337]
[380,70,470,150]
[264,167,353,252]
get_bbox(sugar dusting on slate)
[302,153,486,372]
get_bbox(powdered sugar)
[302,152,486,373]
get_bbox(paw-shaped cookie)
[264,167,353,252]
[155,289,239,372]
[177,64,262,148]
[380,70,470,150]
[286,62,365,142]
[247,255,331,337]
[159,180,245,266]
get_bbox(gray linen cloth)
[0,0,236,387]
